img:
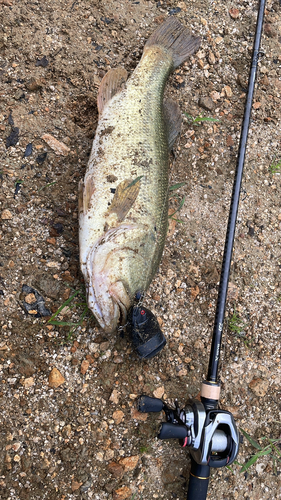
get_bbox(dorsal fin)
[97,68,128,114]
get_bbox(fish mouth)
[87,280,130,334]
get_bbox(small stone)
[227,282,239,301]
[46,261,60,268]
[28,310,38,315]
[260,75,269,86]
[41,133,70,156]
[80,359,90,375]
[223,85,233,98]
[12,442,21,452]
[113,486,132,500]
[24,293,36,305]
[226,135,234,147]
[107,462,124,479]
[22,377,35,389]
[112,410,124,424]
[96,452,104,461]
[190,285,200,301]
[253,101,262,109]
[153,386,164,399]
[198,96,214,111]
[249,378,269,397]
[71,480,82,492]
[177,368,188,377]
[264,23,277,38]
[1,209,12,220]
[48,367,65,388]
[208,51,216,65]
[229,8,240,19]
[104,449,115,461]
[131,408,148,421]
[26,77,44,91]
[109,389,120,404]
[13,454,21,463]
[119,455,139,471]
[215,36,223,44]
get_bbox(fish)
[79,17,201,333]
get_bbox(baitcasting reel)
[138,395,239,498]
[138,396,239,467]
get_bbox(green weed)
[239,428,281,474]
[228,307,250,347]
[48,287,89,341]
[38,180,57,191]
[169,182,186,222]
[184,112,219,125]
[139,445,151,454]
[228,307,247,335]
[269,157,281,174]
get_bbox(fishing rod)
[135,0,266,497]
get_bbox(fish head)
[86,274,131,334]
[84,225,143,333]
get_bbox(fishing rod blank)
[207,0,267,385]
[137,0,267,499]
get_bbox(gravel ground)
[0,0,281,499]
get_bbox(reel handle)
[138,395,164,413]
[186,458,210,500]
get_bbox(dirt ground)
[0,0,281,499]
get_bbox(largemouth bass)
[79,17,200,333]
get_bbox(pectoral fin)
[106,177,142,222]
[97,68,128,114]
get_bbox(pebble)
[153,386,165,399]
[226,135,234,147]
[227,282,239,301]
[119,455,139,471]
[109,389,120,404]
[41,133,70,156]
[229,8,240,19]
[223,85,233,98]
[131,408,147,421]
[80,359,90,375]
[112,410,124,424]
[22,377,35,389]
[264,23,277,38]
[104,449,115,461]
[71,480,82,492]
[107,462,124,479]
[113,486,132,500]
[1,209,12,220]
[26,77,44,91]
[48,367,65,388]
[198,96,214,111]
[249,378,269,397]
[24,293,37,305]
[208,51,216,65]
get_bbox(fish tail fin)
[145,17,201,69]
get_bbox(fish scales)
[79,17,201,333]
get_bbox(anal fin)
[97,68,128,114]
[163,98,182,150]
